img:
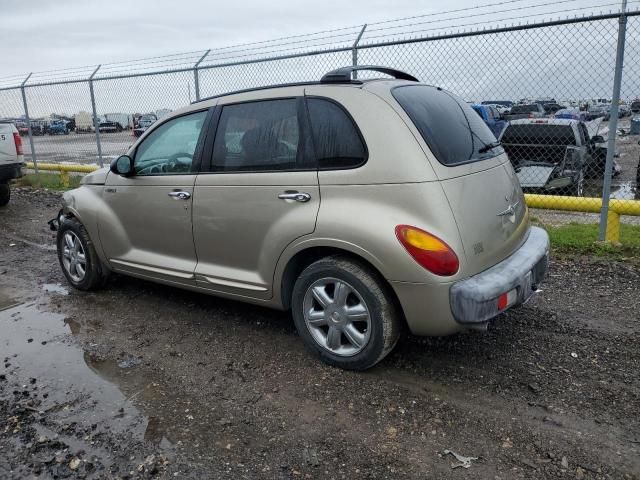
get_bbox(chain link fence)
[1,6,639,241]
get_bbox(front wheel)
[0,183,9,207]
[291,256,401,370]
[57,217,107,290]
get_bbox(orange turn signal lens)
[395,225,459,276]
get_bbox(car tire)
[0,183,10,207]
[291,255,401,371]
[572,172,585,197]
[57,217,108,291]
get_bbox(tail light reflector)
[13,132,23,156]
[395,225,459,276]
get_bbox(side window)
[211,99,303,172]
[306,98,367,169]
[134,111,207,175]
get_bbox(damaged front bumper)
[48,209,65,232]
[450,226,549,326]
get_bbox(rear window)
[510,104,539,114]
[392,85,502,166]
[501,124,576,146]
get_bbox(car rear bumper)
[0,163,26,182]
[449,226,549,325]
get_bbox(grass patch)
[537,221,640,260]
[15,172,81,191]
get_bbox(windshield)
[392,85,503,166]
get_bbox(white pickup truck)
[0,122,26,206]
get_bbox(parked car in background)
[483,103,511,115]
[15,121,29,136]
[133,114,157,137]
[30,120,46,136]
[631,100,640,114]
[98,120,124,133]
[0,122,25,206]
[481,100,513,114]
[588,104,611,121]
[618,104,631,117]
[48,119,69,135]
[554,108,589,122]
[481,100,513,108]
[542,103,565,115]
[104,113,132,130]
[504,103,546,120]
[471,104,507,137]
[500,119,586,196]
[50,65,549,371]
[500,118,619,196]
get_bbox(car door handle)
[168,191,191,200]
[278,191,311,203]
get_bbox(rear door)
[390,85,528,274]
[192,89,319,299]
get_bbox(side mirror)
[591,135,605,144]
[110,155,134,176]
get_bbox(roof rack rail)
[320,65,419,84]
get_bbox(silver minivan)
[53,66,549,370]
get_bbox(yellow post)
[605,210,620,244]
[60,171,70,188]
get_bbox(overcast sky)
[0,0,615,78]
[0,0,633,118]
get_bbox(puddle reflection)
[0,304,172,449]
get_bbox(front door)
[99,109,209,282]
[192,93,319,299]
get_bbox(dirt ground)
[0,189,639,480]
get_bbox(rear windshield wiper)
[478,141,502,153]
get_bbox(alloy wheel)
[61,231,87,283]
[302,278,372,356]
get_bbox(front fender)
[61,186,110,267]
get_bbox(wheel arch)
[277,243,407,329]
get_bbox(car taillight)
[13,132,23,156]
[395,225,459,276]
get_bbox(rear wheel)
[0,183,9,207]
[571,171,585,197]
[291,256,401,370]
[57,217,107,290]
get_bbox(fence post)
[598,0,627,242]
[194,49,210,102]
[352,24,367,79]
[89,65,103,168]
[20,73,38,174]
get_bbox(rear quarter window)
[306,98,367,169]
[392,85,502,166]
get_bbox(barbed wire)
[0,0,631,88]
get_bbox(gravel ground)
[0,189,639,479]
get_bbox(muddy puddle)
[0,292,21,312]
[0,302,173,449]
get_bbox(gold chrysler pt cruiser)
[53,66,549,370]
